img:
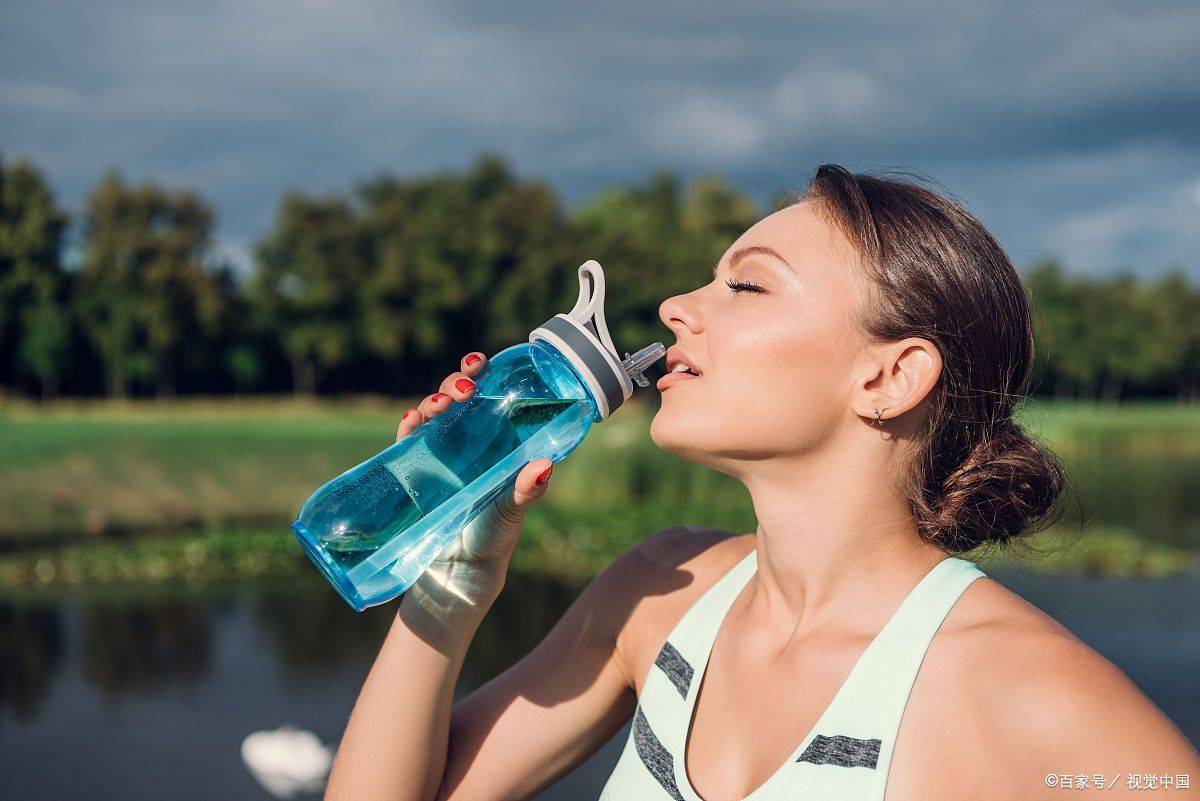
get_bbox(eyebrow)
[713,245,792,278]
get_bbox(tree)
[1136,271,1199,400]
[253,193,366,396]
[1027,260,1078,398]
[77,172,223,397]
[574,171,759,353]
[18,296,69,400]
[0,157,68,397]
[353,154,576,393]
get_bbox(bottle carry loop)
[530,261,635,419]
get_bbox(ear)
[853,337,942,425]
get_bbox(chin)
[651,400,808,471]
[650,405,731,467]
[650,405,698,454]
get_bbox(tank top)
[598,548,986,801]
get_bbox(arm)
[431,526,740,800]
[435,549,642,800]
[326,530,649,801]
[998,630,1200,799]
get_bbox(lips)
[656,369,700,390]
[665,346,701,376]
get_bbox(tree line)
[1,153,1197,401]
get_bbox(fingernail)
[454,377,475,393]
[430,393,447,403]
[465,353,482,367]
[535,465,553,486]
[403,408,416,419]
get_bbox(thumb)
[460,458,555,564]
[492,458,554,524]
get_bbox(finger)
[510,458,554,509]
[417,390,453,418]
[460,351,487,375]
[395,407,424,441]
[411,355,485,424]
[439,371,477,402]
[490,458,554,529]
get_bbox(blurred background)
[1,1,1198,799]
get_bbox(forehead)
[726,200,860,280]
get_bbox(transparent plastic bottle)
[292,261,665,610]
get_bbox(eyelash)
[725,279,766,294]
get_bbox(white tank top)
[598,548,985,801]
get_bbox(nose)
[659,288,704,336]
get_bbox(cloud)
[1047,176,1200,275]
[1,0,1197,276]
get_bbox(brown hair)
[796,164,1071,553]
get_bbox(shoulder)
[921,574,1200,791]
[594,526,754,694]
[633,524,753,571]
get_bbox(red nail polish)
[535,466,553,486]
[403,408,415,419]
[430,393,447,403]
[455,377,475,393]
[465,353,481,367]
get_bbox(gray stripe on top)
[539,315,625,415]
[796,734,881,769]
[653,641,694,700]
[632,706,685,801]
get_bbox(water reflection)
[1060,428,1200,549]
[0,572,593,715]
[1,568,1196,801]
[79,596,216,702]
[0,602,63,720]
[250,584,394,679]
[246,572,590,688]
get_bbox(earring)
[872,406,890,427]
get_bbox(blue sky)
[2,0,1197,278]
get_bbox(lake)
[2,566,1197,800]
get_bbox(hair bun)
[921,421,1067,552]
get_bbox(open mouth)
[657,360,702,390]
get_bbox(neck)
[734,436,949,641]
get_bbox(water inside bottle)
[305,395,586,583]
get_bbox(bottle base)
[291,521,367,612]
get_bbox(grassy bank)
[0,396,1197,591]
[1,518,1196,597]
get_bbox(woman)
[325,166,1200,801]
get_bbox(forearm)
[325,591,492,801]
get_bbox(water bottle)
[292,260,665,611]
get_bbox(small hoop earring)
[872,406,890,427]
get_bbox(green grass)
[0,394,746,543]
[0,395,1196,592]
[1,519,1193,598]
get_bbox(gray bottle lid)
[529,260,633,419]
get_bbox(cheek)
[652,304,855,456]
[716,314,848,429]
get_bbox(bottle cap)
[530,260,659,419]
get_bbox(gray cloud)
[1,0,1197,277]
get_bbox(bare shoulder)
[599,526,754,695]
[913,574,1200,796]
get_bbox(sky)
[2,0,1198,279]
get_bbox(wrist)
[397,574,500,650]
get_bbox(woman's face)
[651,200,873,472]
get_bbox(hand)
[394,351,555,637]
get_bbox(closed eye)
[725,279,766,294]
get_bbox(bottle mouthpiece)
[623,342,667,387]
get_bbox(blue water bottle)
[292,260,665,611]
